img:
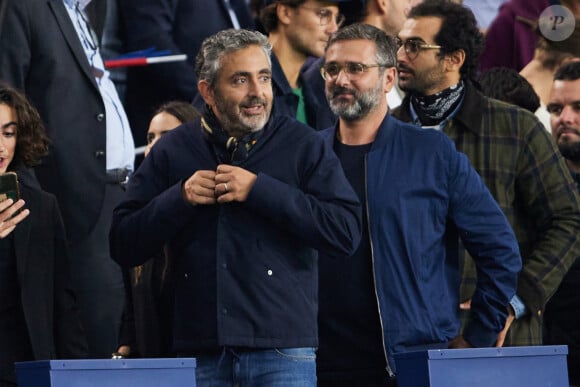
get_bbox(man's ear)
[445,49,466,73]
[276,3,293,27]
[375,0,389,15]
[383,66,397,93]
[198,80,215,107]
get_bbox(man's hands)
[0,199,29,238]
[495,305,515,347]
[182,164,257,205]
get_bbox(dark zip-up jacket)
[110,114,361,352]
[320,114,521,372]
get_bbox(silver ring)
[224,183,228,192]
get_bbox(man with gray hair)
[110,28,361,386]
[317,23,521,386]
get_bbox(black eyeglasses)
[300,5,345,28]
[396,37,441,60]
[320,62,388,80]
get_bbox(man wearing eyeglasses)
[317,23,521,387]
[392,0,580,348]
[300,0,418,131]
[258,0,349,129]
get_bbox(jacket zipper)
[365,155,394,378]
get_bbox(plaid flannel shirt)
[394,82,580,346]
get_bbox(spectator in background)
[478,67,540,113]
[545,61,580,387]
[0,0,135,358]
[110,29,361,386]
[115,101,198,359]
[0,83,88,386]
[317,23,520,386]
[463,0,507,33]
[478,0,549,72]
[520,25,580,131]
[258,0,347,129]
[393,0,580,348]
[121,0,255,155]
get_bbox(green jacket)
[393,82,580,346]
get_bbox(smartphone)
[0,172,20,203]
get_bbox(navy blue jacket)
[320,114,521,372]
[110,114,361,352]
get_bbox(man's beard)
[397,62,445,95]
[214,92,270,138]
[558,139,580,163]
[326,80,384,121]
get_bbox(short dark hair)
[326,23,397,68]
[408,0,484,82]
[554,61,580,82]
[259,0,305,33]
[0,82,49,168]
[154,101,200,124]
[478,67,540,113]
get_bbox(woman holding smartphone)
[0,83,87,386]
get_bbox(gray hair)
[195,29,272,88]
[326,23,397,69]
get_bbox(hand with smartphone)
[0,172,30,238]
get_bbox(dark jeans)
[195,347,316,387]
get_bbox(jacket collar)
[321,113,397,152]
[270,53,292,95]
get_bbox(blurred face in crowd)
[200,45,273,138]
[324,39,393,121]
[397,16,448,96]
[145,112,182,157]
[0,104,16,174]
[282,0,344,57]
[549,77,580,163]
[382,0,414,35]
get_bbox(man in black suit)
[0,0,135,358]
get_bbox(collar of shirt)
[63,0,92,11]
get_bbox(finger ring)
[224,183,228,192]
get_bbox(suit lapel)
[48,0,99,90]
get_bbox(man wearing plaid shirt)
[393,0,580,346]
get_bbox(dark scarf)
[201,106,263,165]
[411,81,465,126]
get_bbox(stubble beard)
[327,81,384,122]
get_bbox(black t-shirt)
[317,140,387,381]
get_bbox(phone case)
[0,172,20,202]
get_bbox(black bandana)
[201,105,263,165]
[411,81,465,126]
